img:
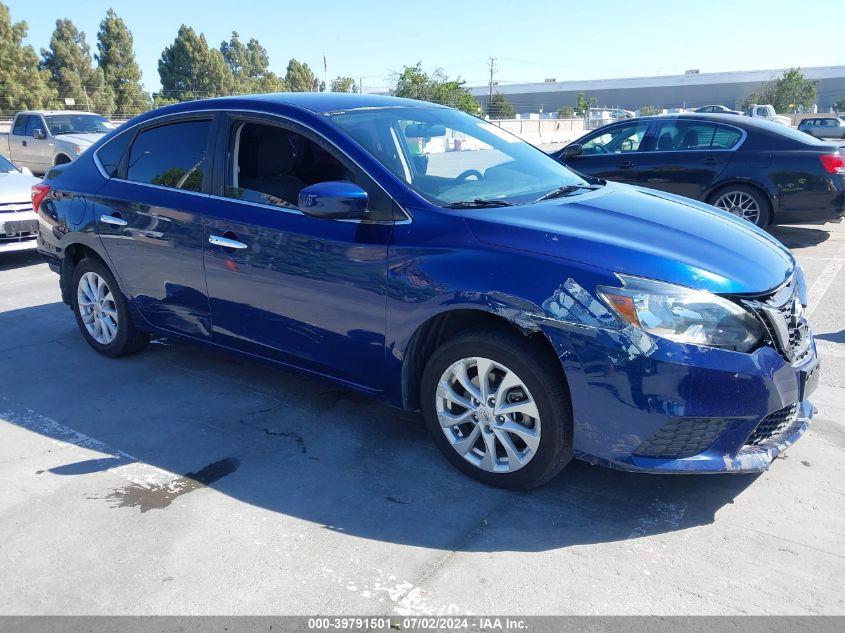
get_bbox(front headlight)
[597,274,764,352]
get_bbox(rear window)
[126,120,211,192]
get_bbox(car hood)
[462,182,794,295]
[52,132,106,146]
[0,171,40,204]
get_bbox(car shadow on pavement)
[0,249,43,271]
[768,224,831,249]
[1,302,759,553]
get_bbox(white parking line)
[806,243,845,317]
[0,402,180,488]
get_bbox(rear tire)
[71,258,148,357]
[709,184,771,228]
[420,325,573,489]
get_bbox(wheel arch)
[400,307,568,412]
[59,242,110,305]
[54,153,72,166]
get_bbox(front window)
[43,114,113,136]
[581,122,650,154]
[328,106,589,206]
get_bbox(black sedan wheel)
[711,185,771,227]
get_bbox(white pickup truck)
[745,104,792,127]
[0,110,114,176]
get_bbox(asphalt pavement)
[0,217,843,616]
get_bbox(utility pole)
[359,77,363,95]
[488,57,497,116]
[82,86,91,111]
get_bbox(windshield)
[44,114,113,136]
[0,154,18,173]
[328,106,589,205]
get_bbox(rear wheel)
[710,184,771,228]
[420,326,573,489]
[71,258,148,357]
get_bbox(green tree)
[639,105,662,116]
[96,9,148,115]
[487,92,515,119]
[158,25,233,101]
[220,31,286,94]
[285,58,319,92]
[575,92,596,115]
[331,76,357,93]
[0,3,56,114]
[743,68,817,113]
[41,18,113,114]
[556,105,575,118]
[393,63,479,114]
[834,98,845,112]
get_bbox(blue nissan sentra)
[34,94,820,489]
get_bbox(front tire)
[420,325,573,489]
[71,258,148,357]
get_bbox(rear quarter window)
[95,131,133,178]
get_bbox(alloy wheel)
[714,190,761,224]
[77,271,119,345]
[435,356,541,473]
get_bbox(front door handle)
[22,141,27,147]
[619,160,635,169]
[704,157,718,166]
[99,214,128,227]
[209,234,248,250]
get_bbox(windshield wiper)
[442,199,515,209]
[535,184,602,202]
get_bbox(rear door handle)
[209,234,248,250]
[99,214,128,227]
[704,157,718,166]
[619,160,635,169]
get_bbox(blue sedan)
[34,94,819,488]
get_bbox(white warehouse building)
[468,65,845,115]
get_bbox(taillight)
[31,184,50,213]
[819,154,845,174]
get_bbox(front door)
[202,116,393,390]
[93,117,215,339]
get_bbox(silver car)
[0,155,40,253]
[798,116,845,139]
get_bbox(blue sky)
[7,0,841,93]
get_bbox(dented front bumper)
[541,321,818,474]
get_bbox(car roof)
[16,110,101,116]
[178,93,444,116]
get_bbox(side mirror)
[562,144,582,159]
[33,129,46,140]
[298,181,369,220]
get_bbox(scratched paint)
[541,278,657,359]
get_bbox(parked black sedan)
[552,113,845,227]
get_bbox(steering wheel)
[455,169,484,183]
[592,144,610,154]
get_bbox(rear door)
[201,114,394,390]
[93,115,215,339]
[632,120,742,199]
[562,120,653,184]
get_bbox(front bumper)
[543,323,818,474]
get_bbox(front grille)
[745,278,811,364]
[745,403,799,446]
[633,418,729,458]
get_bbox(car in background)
[552,113,845,227]
[35,94,818,488]
[745,104,791,126]
[0,154,40,253]
[0,111,114,176]
[798,116,845,139]
[695,105,743,116]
